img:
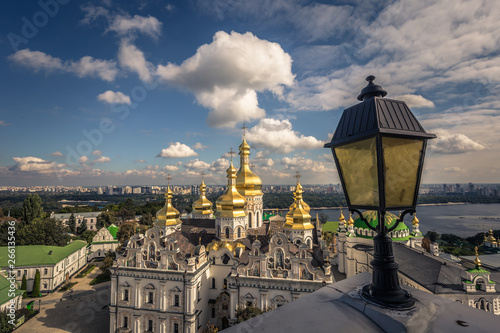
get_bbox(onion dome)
[236,138,263,197]
[339,210,346,223]
[192,179,213,215]
[283,179,314,230]
[155,186,182,226]
[474,246,481,268]
[486,229,497,243]
[216,161,247,218]
[347,212,354,226]
[412,214,419,226]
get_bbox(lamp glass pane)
[383,137,423,207]
[334,137,379,207]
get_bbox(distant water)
[272,204,500,238]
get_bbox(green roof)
[467,268,490,274]
[107,224,119,239]
[322,221,340,233]
[354,211,409,231]
[0,274,24,305]
[0,241,87,268]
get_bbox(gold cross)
[294,171,301,183]
[201,171,205,181]
[241,122,247,138]
[228,148,235,161]
[166,174,171,186]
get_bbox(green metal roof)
[0,274,24,305]
[0,240,87,268]
[107,224,119,239]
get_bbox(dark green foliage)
[21,274,27,298]
[425,231,439,242]
[79,230,97,243]
[319,213,328,223]
[21,194,44,225]
[236,306,270,323]
[16,218,69,246]
[116,223,135,244]
[0,311,15,333]
[140,212,154,226]
[32,270,40,297]
[99,251,116,277]
[78,219,87,234]
[68,213,76,234]
[96,211,117,229]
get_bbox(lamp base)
[360,284,415,310]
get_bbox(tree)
[0,311,15,333]
[78,219,87,234]
[21,274,27,298]
[21,194,44,225]
[32,270,41,297]
[116,208,134,223]
[425,231,439,242]
[79,230,96,243]
[319,213,328,224]
[17,218,69,246]
[0,208,4,218]
[68,213,76,234]
[96,211,117,229]
[100,251,116,277]
[140,212,154,226]
[116,223,136,244]
[236,306,270,323]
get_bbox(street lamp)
[325,75,436,309]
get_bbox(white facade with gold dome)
[236,138,264,229]
[215,160,248,240]
[154,186,182,237]
[283,179,315,249]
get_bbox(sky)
[0,0,499,187]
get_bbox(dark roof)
[393,243,465,294]
[325,97,435,148]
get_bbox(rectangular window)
[124,289,129,301]
[174,294,179,307]
[148,291,154,304]
[23,270,27,276]
[17,270,21,277]
[148,320,153,332]
[44,268,48,275]
[123,316,128,328]
[174,323,179,333]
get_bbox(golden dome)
[347,212,354,226]
[236,138,263,197]
[216,161,247,218]
[412,214,419,225]
[155,186,182,226]
[486,229,497,243]
[283,179,314,230]
[206,240,246,253]
[192,179,214,215]
[339,210,345,223]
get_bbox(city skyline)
[1,1,500,187]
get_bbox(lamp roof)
[325,77,436,148]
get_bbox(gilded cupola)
[283,178,314,230]
[216,160,247,218]
[192,178,214,215]
[236,137,263,197]
[155,186,182,226]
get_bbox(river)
[268,203,500,238]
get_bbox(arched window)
[249,212,253,228]
[306,239,311,248]
[237,228,241,238]
[225,228,230,239]
[211,278,216,289]
[275,249,284,269]
[149,243,156,260]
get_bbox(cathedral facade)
[109,138,332,333]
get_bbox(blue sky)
[1,0,499,186]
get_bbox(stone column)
[259,289,268,309]
[134,279,141,309]
[110,275,117,306]
[160,281,166,311]
[109,312,116,333]
[159,318,166,333]
[229,286,237,320]
[133,314,141,333]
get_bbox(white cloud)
[9,49,118,82]
[193,142,208,150]
[0,121,8,126]
[391,94,435,108]
[157,31,294,127]
[108,14,162,38]
[246,118,323,153]
[157,142,198,158]
[92,150,102,157]
[118,40,154,83]
[210,158,230,172]
[280,156,331,173]
[163,165,180,171]
[430,130,485,154]
[51,151,63,157]
[93,156,111,163]
[134,159,147,163]
[9,157,63,174]
[185,159,211,171]
[79,156,88,164]
[97,90,131,105]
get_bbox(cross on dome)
[228,148,235,161]
[241,122,248,138]
[166,174,172,186]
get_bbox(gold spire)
[339,210,345,223]
[236,130,263,197]
[192,176,214,215]
[412,214,419,225]
[283,175,314,230]
[155,177,182,226]
[347,212,354,226]
[215,159,246,218]
[474,246,481,268]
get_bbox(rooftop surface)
[0,241,87,268]
[224,272,500,333]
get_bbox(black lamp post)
[325,75,436,309]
